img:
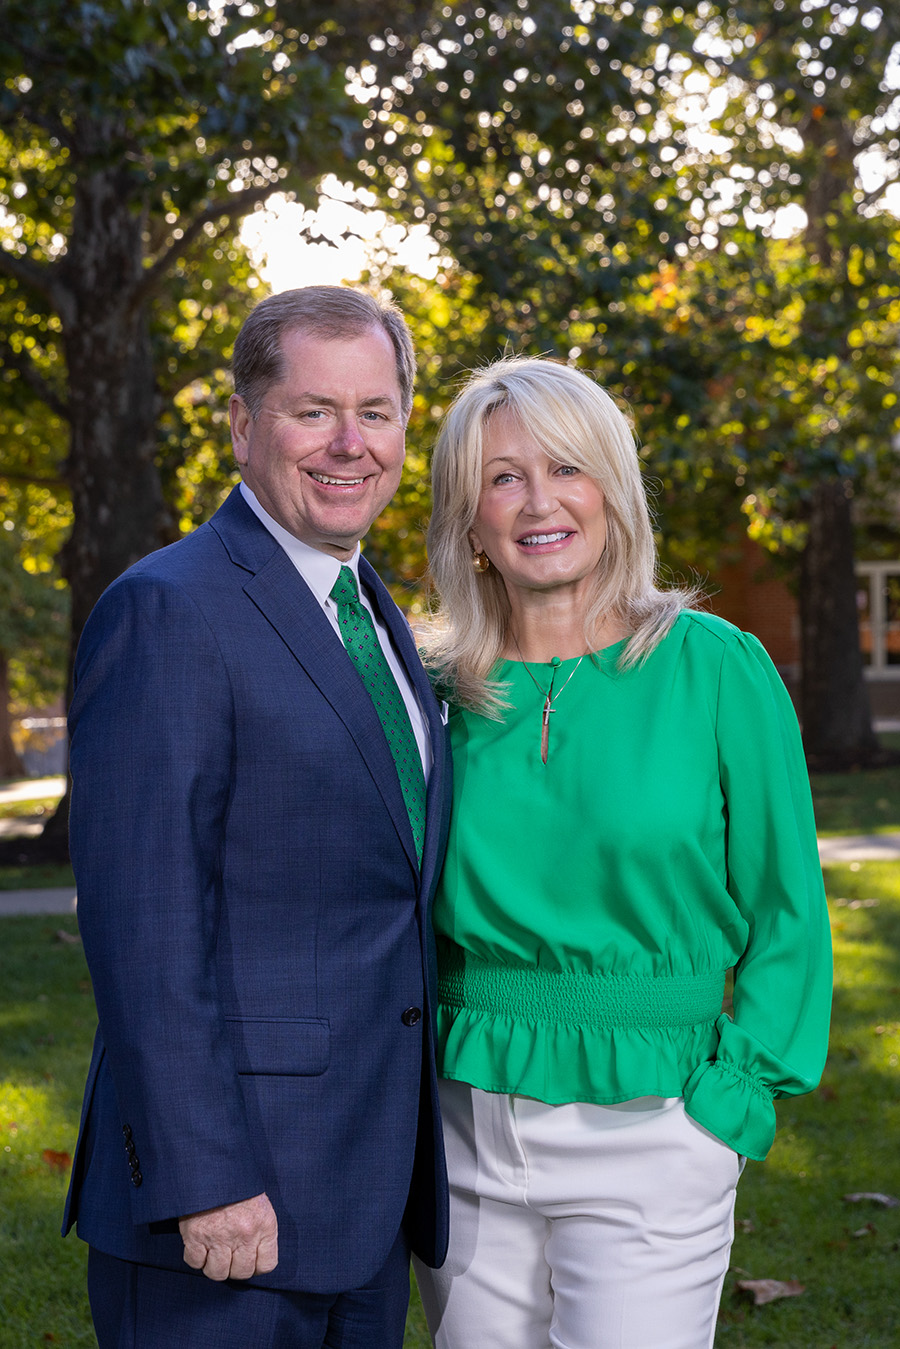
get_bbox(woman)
[415,356,832,1349]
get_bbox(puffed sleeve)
[683,630,832,1159]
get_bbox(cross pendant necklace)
[512,636,585,765]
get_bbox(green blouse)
[434,610,832,1160]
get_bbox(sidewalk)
[0,775,66,802]
[817,833,900,864]
[1,835,899,915]
[0,885,77,916]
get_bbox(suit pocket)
[226,1016,330,1076]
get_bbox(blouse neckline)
[497,636,630,675]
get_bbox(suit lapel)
[210,491,419,872]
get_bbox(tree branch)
[134,184,281,306]
[159,351,233,404]
[0,340,70,421]
[0,467,67,490]
[0,246,65,310]
[3,95,76,153]
[856,171,900,209]
[850,287,900,315]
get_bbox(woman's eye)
[492,472,516,485]
[556,464,579,476]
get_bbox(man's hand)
[179,1192,278,1281]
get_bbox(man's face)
[230,326,407,559]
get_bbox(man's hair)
[232,286,416,420]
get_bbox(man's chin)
[305,499,398,556]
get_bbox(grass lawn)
[812,766,900,836]
[715,861,900,1347]
[810,731,900,836]
[2,863,899,1347]
[0,863,76,892]
[0,796,63,820]
[0,914,96,1345]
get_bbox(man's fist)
[179,1192,279,1281]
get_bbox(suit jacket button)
[122,1124,133,1141]
[131,1171,142,1187]
[401,1006,422,1027]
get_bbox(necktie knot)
[330,565,361,609]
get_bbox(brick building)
[708,536,900,721]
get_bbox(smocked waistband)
[437,942,725,1030]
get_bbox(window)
[857,562,900,675]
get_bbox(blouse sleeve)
[682,630,833,1159]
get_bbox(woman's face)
[470,410,608,603]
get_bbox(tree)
[651,1,900,766]
[0,0,405,852]
[362,1,900,765]
[353,2,724,576]
[0,1,373,658]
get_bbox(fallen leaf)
[852,1224,876,1238]
[737,1219,756,1234]
[843,1192,899,1208]
[736,1279,805,1307]
[41,1149,71,1173]
[54,928,80,944]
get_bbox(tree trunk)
[38,173,176,857]
[59,173,176,654]
[0,652,24,778]
[798,478,880,769]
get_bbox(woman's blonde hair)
[422,355,700,714]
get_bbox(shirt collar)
[239,482,361,606]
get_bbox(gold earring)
[472,550,490,573]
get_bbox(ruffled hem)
[438,1005,778,1158]
[437,1004,721,1108]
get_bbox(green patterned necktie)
[330,566,426,864]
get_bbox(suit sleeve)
[69,573,266,1226]
[683,630,833,1159]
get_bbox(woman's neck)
[502,590,625,663]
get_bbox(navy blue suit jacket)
[62,487,450,1293]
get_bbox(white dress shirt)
[240,483,431,781]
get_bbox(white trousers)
[414,1080,744,1349]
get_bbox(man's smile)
[309,472,367,486]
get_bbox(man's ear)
[229,394,252,466]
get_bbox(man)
[63,287,450,1348]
